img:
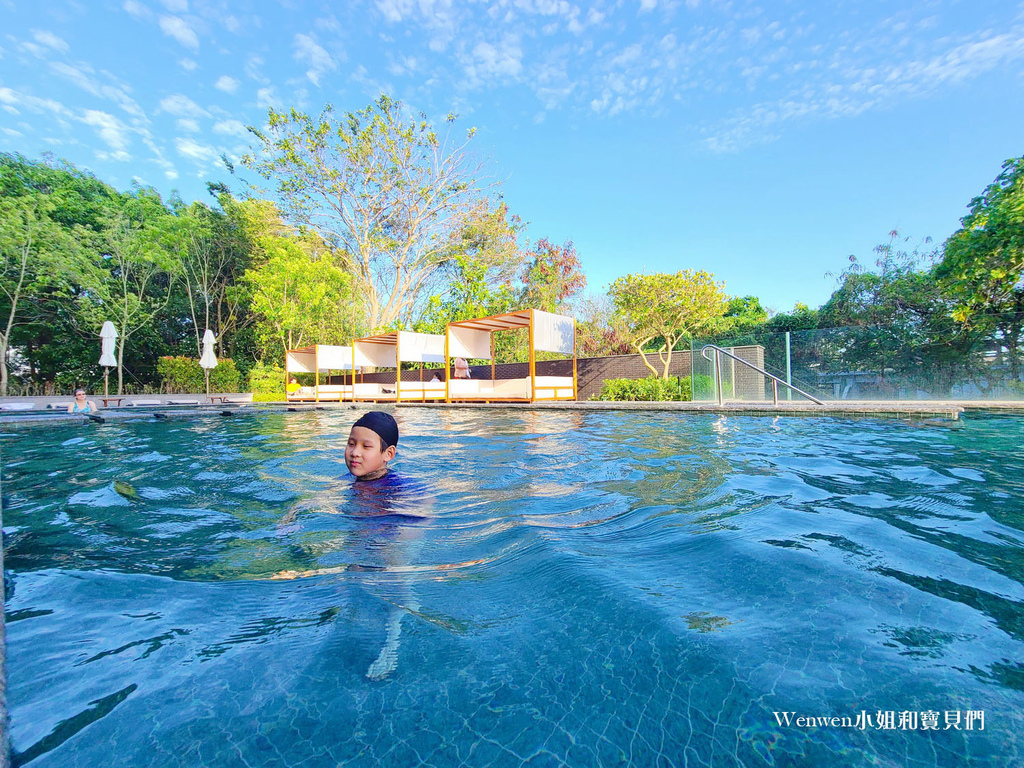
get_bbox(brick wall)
[324,347,765,400]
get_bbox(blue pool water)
[3,408,1024,766]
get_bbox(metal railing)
[700,344,824,406]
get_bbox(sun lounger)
[124,399,162,407]
[0,402,35,411]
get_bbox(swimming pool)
[3,409,1023,766]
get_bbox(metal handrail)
[700,344,824,405]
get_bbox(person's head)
[290,378,298,384]
[345,411,398,479]
[74,388,87,399]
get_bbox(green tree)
[937,157,1024,377]
[243,95,489,332]
[242,229,353,358]
[0,194,83,394]
[609,270,728,379]
[96,187,182,394]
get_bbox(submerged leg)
[365,597,420,680]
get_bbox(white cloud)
[214,75,239,93]
[213,119,247,137]
[469,38,523,79]
[49,62,145,119]
[159,15,199,49]
[32,30,69,52]
[175,136,219,163]
[376,0,413,23]
[2,127,23,138]
[158,93,209,117]
[81,109,132,160]
[19,42,46,58]
[123,1,151,20]
[294,33,337,86]
[161,0,188,11]
[179,58,198,71]
[256,86,278,109]
[176,118,199,132]
[640,0,657,12]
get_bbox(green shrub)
[596,375,692,401]
[158,356,241,393]
[246,361,288,395]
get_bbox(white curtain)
[448,326,491,360]
[398,331,446,363]
[532,310,575,354]
[354,339,396,368]
[316,345,353,370]
[286,350,316,374]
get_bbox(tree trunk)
[117,335,125,395]
[632,339,659,378]
[0,336,8,397]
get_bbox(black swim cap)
[353,411,399,449]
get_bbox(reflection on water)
[4,409,1024,766]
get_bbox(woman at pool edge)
[67,388,98,414]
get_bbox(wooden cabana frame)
[445,309,577,403]
[285,344,358,402]
[351,331,447,403]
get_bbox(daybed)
[446,309,577,403]
[285,345,357,402]
[352,331,446,403]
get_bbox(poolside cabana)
[446,309,577,402]
[285,345,357,402]
[351,331,447,403]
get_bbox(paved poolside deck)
[5,398,1024,426]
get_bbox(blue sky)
[2,0,1023,312]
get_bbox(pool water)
[3,409,1024,766]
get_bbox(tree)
[0,194,81,394]
[573,294,633,357]
[243,95,489,332]
[240,207,354,358]
[609,270,728,379]
[937,157,1024,378]
[520,238,586,312]
[172,198,254,358]
[96,188,182,394]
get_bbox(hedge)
[157,356,241,393]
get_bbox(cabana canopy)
[351,331,446,402]
[446,309,577,402]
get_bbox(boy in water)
[345,411,398,482]
[277,411,421,680]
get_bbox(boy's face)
[345,426,396,478]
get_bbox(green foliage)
[242,226,354,357]
[937,156,1024,377]
[246,360,287,395]
[157,356,241,393]
[938,157,1024,317]
[609,270,729,379]
[596,376,692,401]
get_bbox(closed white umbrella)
[99,321,118,397]
[199,329,218,395]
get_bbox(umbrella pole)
[205,370,210,396]
[104,369,109,398]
